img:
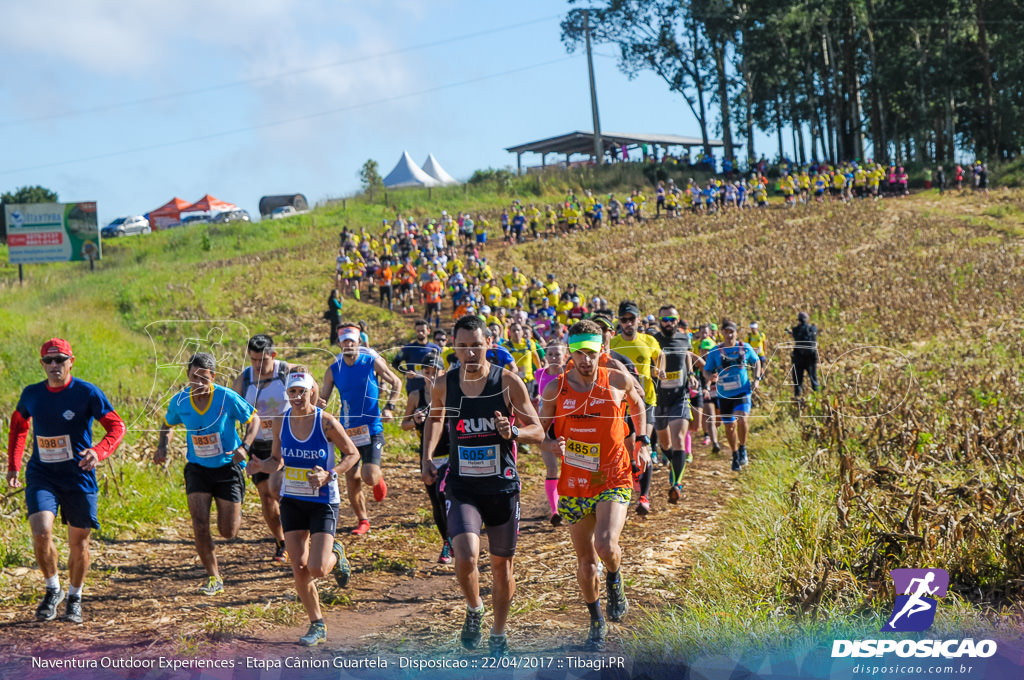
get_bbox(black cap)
[618,301,641,318]
[422,352,444,370]
[797,311,809,322]
[592,310,615,330]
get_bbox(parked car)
[178,214,211,227]
[101,215,151,237]
[212,209,251,224]
[269,205,298,220]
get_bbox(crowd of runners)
[6,186,827,655]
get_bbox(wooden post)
[19,264,24,284]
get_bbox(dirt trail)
[0,443,734,658]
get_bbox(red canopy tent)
[181,194,236,214]
[147,197,191,231]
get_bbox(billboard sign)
[5,201,100,264]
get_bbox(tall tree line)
[562,0,1024,164]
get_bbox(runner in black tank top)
[420,316,543,657]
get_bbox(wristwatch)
[637,434,651,446]
[509,425,520,441]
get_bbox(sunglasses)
[619,316,636,323]
[42,356,70,365]
[660,316,678,322]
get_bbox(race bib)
[564,438,600,472]
[458,445,499,477]
[718,371,744,393]
[661,370,683,389]
[346,425,371,447]
[256,417,274,442]
[36,435,74,463]
[191,432,224,458]
[282,466,316,497]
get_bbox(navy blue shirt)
[16,378,115,492]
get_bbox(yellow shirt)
[747,331,767,355]
[508,339,539,382]
[609,333,662,404]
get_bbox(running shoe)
[62,594,83,624]
[711,443,722,455]
[299,621,327,647]
[438,540,453,565]
[487,633,509,658]
[273,541,288,563]
[686,451,694,464]
[372,477,388,502]
[35,587,65,621]
[738,445,749,467]
[583,618,607,651]
[198,576,224,596]
[731,450,741,472]
[550,513,563,527]
[351,519,371,535]
[461,607,484,650]
[668,485,681,504]
[703,435,710,446]
[606,578,628,622]
[332,540,351,588]
[636,495,651,516]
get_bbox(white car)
[102,215,151,237]
[269,205,298,220]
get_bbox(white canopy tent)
[383,151,441,188]
[421,154,460,186]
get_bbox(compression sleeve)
[92,411,126,461]
[7,410,31,472]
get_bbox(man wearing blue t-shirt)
[6,338,126,624]
[154,353,260,596]
[702,320,762,472]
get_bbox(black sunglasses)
[42,356,70,365]
[660,316,678,322]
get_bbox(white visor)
[286,372,316,391]
[338,327,360,343]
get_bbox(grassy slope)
[2,180,1023,653]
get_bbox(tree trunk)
[687,14,713,156]
[864,0,886,162]
[975,0,996,158]
[823,30,841,161]
[776,96,785,162]
[712,38,734,162]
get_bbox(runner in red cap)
[6,338,126,624]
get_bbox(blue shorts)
[476,233,486,243]
[716,394,751,424]
[26,483,100,530]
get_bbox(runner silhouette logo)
[882,568,948,632]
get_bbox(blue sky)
[0,1,764,226]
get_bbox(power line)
[0,56,575,176]
[0,14,562,129]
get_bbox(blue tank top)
[329,351,383,443]
[279,407,340,504]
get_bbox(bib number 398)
[37,435,74,463]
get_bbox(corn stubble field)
[1,186,1023,659]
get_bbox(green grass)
[4,171,1024,652]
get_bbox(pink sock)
[684,431,692,454]
[545,478,559,514]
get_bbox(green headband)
[568,333,603,353]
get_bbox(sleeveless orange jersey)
[553,367,631,497]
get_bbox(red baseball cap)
[40,338,73,358]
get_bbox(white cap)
[481,305,491,314]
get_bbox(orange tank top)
[553,367,631,498]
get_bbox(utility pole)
[584,10,603,164]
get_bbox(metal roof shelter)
[505,131,723,174]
